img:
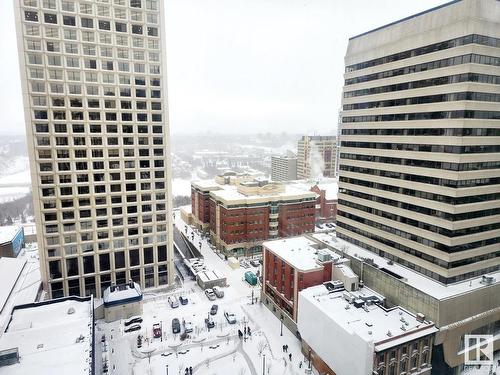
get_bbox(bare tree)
[257,340,267,356]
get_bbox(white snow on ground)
[95,211,317,375]
[0,186,31,203]
[0,156,29,179]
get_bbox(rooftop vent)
[67,307,76,315]
[387,330,392,337]
[416,313,425,322]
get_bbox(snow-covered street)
[95,209,315,375]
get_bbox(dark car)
[172,318,181,334]
[205,317,215,329]
[179,296,188,305]
[250,259,260,267]
[124,324,141,333]
[210,304,218,315]
[124,316,143,326]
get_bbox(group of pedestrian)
[282,344,289,353]
[184,366,193,375]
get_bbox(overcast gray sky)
[0,0,447,136]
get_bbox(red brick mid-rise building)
[191,172,316,256]
[262,236,340,321]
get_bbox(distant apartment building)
[14,0,173,298]
[191,172,316,256]
[288,179,339,223]
[298,283,437,375]
[297,135,337,179]
[271,152,297,182]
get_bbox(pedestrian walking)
[299,361,302,369]
[282,345,285,352]
[189,366,193,374]
[289,353,292,361]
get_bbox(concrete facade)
[271,154,297,182]
[297,135,337,179]
[13,0,174,298]
[338,0,500,285]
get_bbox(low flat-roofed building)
[262,236,348,323]
[103,281,143,323]
[0,253,41,332]
[0,297,94,375]
[298,283,437,375]
[196,269,227,290]
[309,232,500,371]
[0,226,25,258]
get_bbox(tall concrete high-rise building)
[338,0,500,284]
[14,0,174,298]
[271,152,297,181]
[297,135,336,179]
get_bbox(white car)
[212,286,224,298]
[224,311,236,324]
[205,289,216,301]
[168,296,179,308]
[183,320,193,333]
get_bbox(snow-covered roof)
[311,232,500,300]
[191,179,221,191]
[299,284,437,351]
[0,226,23,245]
[0,298,93,375]
[0,257,26,313]
[263,236,340,271]
[210,184,315,203]
[197,269,225,282]
[103,282,142,307]
[316,181,338,201]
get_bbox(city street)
[95,209,315,375]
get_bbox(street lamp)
[280,314,284,336]
[262,354,266,375]
[160,320,163,342]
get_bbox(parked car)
[212,286,224,298]
[205,288,216,301]
[240,260,250,268]
[153,323,162,338]
[224,311,236,324]
[124,324,141,333]
[204,317,215,328]
[168,296,179,308]
[250,259,260,267]
[183,320,193,333]
[172,318,181,334]
[210,304,218,315]
[179,295,188,305]
[124,316,143,326]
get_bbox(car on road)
[124,316,143,326]
[172,318,181,334]
[212,286,224,298]
[183,320,193,333]
[205,288,216,301]
[210,304,218,315]
[240,260,250,268]
[153,323,162,338]
[179,295,188,305]
[224,311,237,324]
[168,296,179,308]
[250,259,260,267]
[204,317,215,329]
[124,324,141,333]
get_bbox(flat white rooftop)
[210,183,315,202]
[300,284,437,352]
[311,232,500,300]
[0,258,26,313]
[263,236,340,271]
[0,226,22,245]
[0,298,93,375]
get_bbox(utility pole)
[262,354,266,375]
[280,314,283,336]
